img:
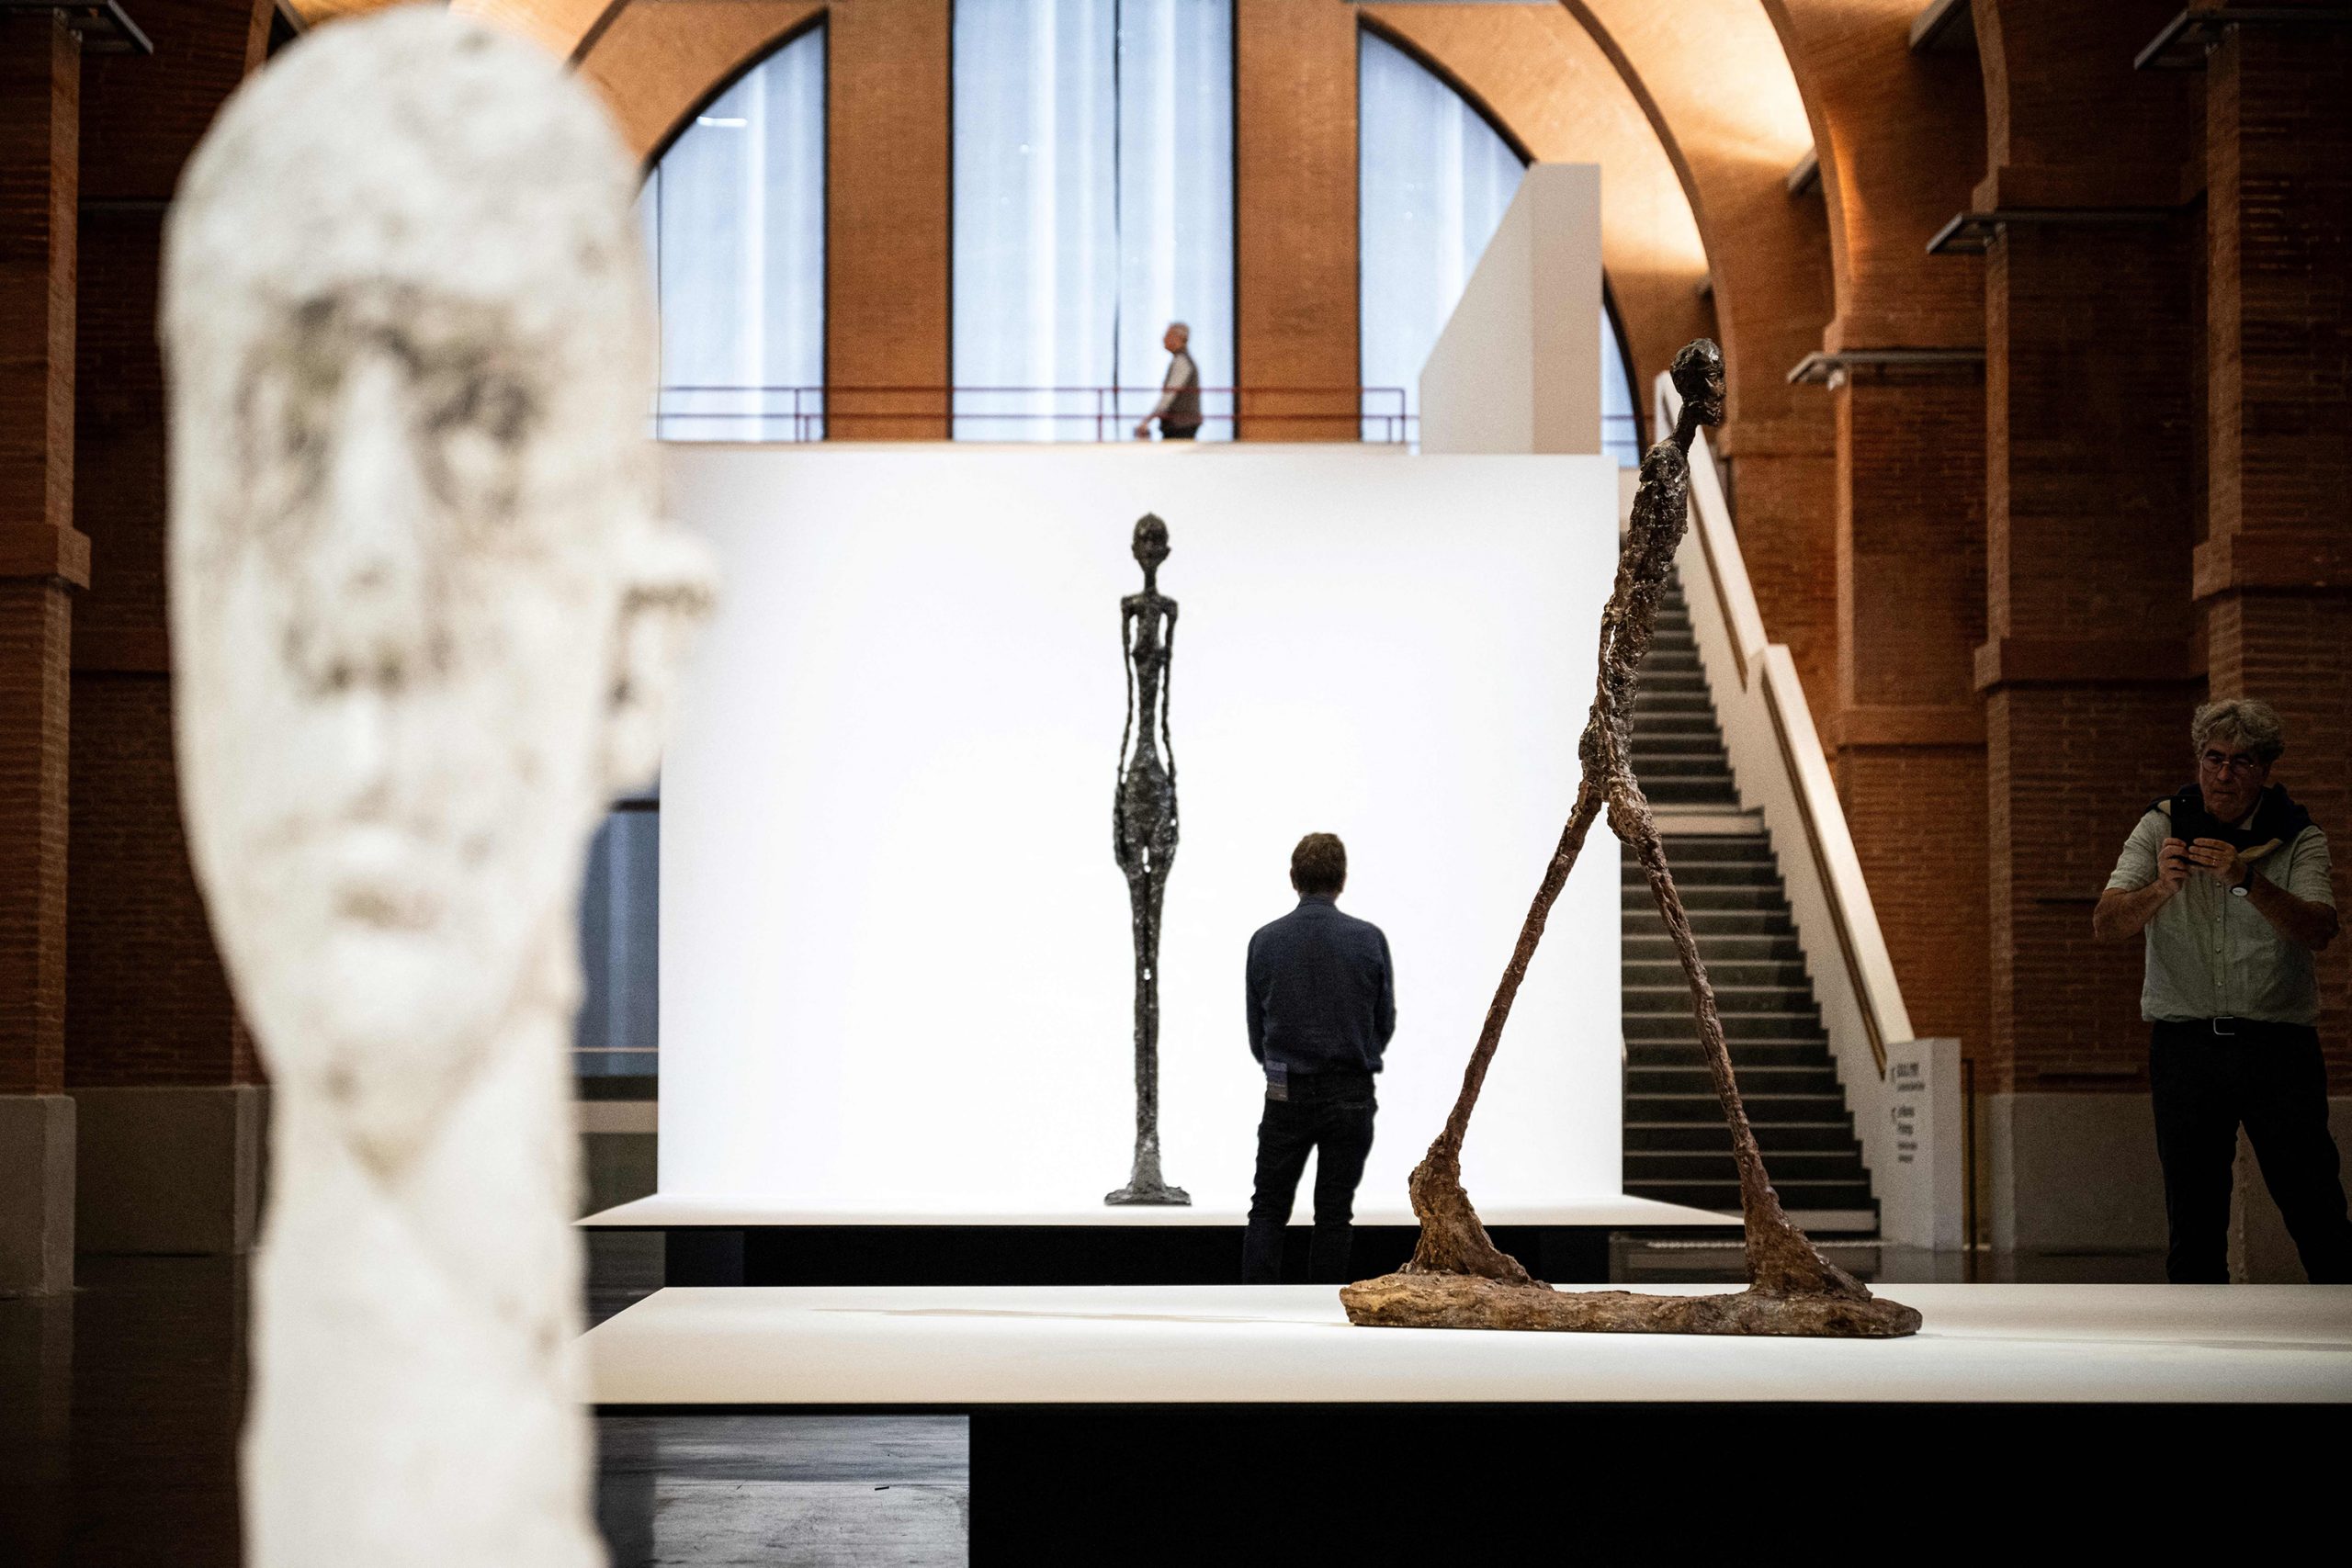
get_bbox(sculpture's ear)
[601,525,717,794]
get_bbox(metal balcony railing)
[649,384,1412,443]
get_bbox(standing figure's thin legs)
[1108,855,1189,1204]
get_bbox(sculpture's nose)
[292,355,447,697]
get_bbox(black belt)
[2159,1016,2291,1038]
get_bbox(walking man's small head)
[2192,699,2282,823]
[1163,321,1189,354]
[1291,832,1346,899]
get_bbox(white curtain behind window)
[1358,30,1641,459]
[955,0,1234,441]
[1358,29,1523,443]
[640,25,826,441]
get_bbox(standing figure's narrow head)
[1132,513,1171,575]
[162,9,712,1089]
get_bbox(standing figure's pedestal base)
[1339,1270,1921,1338]
[1103,1183,1193,1207]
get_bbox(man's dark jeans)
[2150,1020,2352,1283]
[1242,1069,1375,1284]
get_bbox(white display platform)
[660,445,1627,1217]
[578,1193,1733,1229]
[585,1282,2352,1406]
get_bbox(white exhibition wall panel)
[1419,164,1603,457]
[659,446,1621,1213]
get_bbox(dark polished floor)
[1,1234,2164,1565]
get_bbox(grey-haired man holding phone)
[2094,699,2348,1282]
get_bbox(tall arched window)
[953,0,1236,441]
[639,24,827,441]
[1358,29,1640,462]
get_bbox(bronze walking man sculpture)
[1107,514,1191,1205]
[1341,341,1918,1336]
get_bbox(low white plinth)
[577,1193,1733,1229]
[583,1282,2352,1406]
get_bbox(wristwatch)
[2230,868,2252,898]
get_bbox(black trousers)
[1160,423,1199,441]
[1242,1070,1376,1284]
[2149,1020,2352,1283]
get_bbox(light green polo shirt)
[2106,807,2335,1024]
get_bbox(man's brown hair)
[1291,832,1346,897]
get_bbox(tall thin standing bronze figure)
[1107,514,1191,1205]
[1342,341,1917,1335]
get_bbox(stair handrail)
[1652,373,1914,1074]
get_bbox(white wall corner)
[1419,163,1600,455]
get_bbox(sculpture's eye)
[239,359,334,540]
[421,367,537,532]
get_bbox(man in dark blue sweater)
[1241,833,1396,1283]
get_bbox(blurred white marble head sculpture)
[164,10,708,1564]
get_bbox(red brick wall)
[1235,0,1359,440]
[0,581,73,1097]
[1973,206,2204,963]
[1974,0,2205,1096]
[0,16,81,1100]
[65,0,270,1091]
[2201,22,2352,1089]
[1832,368,1987,1060]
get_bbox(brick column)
[1971,0,2201,1249]
[1235,0,1357,440]
[826,0,950,439]
[0,11,90,1296]
[2199,22,2352,1087]
[1766,0,1991,1076]
[1831,364,1988,1060]
[66,0,272,1258]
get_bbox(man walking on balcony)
[1241,833,1395,1284]
[1134,321,1201,441]
[2094,699,2350,1283]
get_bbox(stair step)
[1624,886,1786,912]
[1623,935,1804,962]
[1623,990,1822,1020]
[1631,714,1723,736]
[1624,960,1809,988]
[1624,1011,1824,1041]
[1624,1120,1863,1152]
[1626,1179,1878,1211]
[1641,778,1742,805]
[1633,761,1735,782]
[1626,1066,1842,1095]
[1649,837,1773,861]
[1621,862,1776,887]
[1625,1150,1868,1181]
[1625,1092,1850,1123]
[1626,911,1795,937]
[1624,1047,1838,1076]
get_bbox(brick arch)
[1528,1,1837,739]
[1359,3,1708,423]
[575,0,825,163]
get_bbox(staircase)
[1621,575,1877,1230]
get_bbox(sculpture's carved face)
[1132,516,1170,574]
[196,285,621,1061]
[164,14,709,1088]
